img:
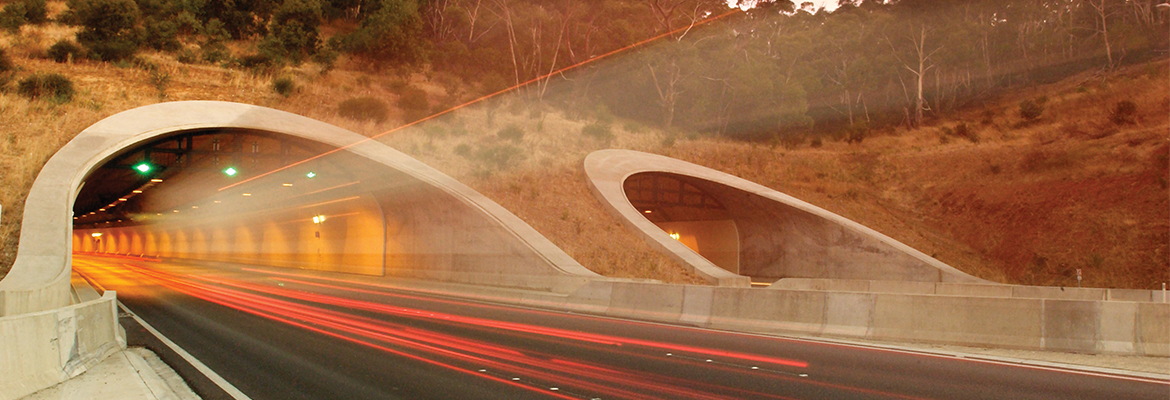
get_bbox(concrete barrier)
[0,291,124,400]
[773,278,1165,303]
[567,281,1170,357]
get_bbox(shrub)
[581,122,614,143]
[809,137,823,148]
[1019,98,1045,122]
[0,48,13,73]
[272,76,295,97]
[846,122,868,144]
[397,85,429,122]
[0,3,27,32]
[338,97,388,122]
[142,18,181,51]
[239,53,274,70]
[1111,100,1137,125]
[71,0,142,62]
[47,40,85,63]
[19,0,45,24]
[176,48,197,63]
[18,74,75,102]
[953,122,978,143]
[454,143,471,158]
[497,124,523,142]
[475,144,525,171]
[260,0,323,64]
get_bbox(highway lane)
[72,253,1168,400]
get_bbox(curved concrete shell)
[584,149,983,287]
[1,101,599,316]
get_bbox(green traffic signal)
[133,162,152,174]
[223,167,238,176]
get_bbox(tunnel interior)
[71,128,568,283]
[624,172,946,283]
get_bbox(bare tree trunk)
[1089,0,1114,70]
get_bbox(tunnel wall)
[74,194,387,276]
[682,178,945,282]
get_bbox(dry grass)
[1,13,1166,288]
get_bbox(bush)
[47,40,85,63]
[338,97,388,122]
[497,124,523,142]
[142,18,181,51]
[19,0,46,24]
[70,0,141,62]
[18,74,75,102]
[1111,100,1137,125]
[953,122,978,143]
[454,143,471,157]
[809,137,823,148]
[0,3,26,32]
[1019,97,1046,122]
[846,122,869,144]
[176,48,197,64]
[475,144,525,171]
[397,85,429,122]
[272,76,295,97]
[0,48,13,73]
[581,122,614,143]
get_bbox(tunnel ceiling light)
[99,208,106,211]
[118,198,127,202]
[133,162,152,174]
[282,183,293,187]
[306,171,316,178]
[312,215,326,224]
[150,179,163,183]
[191,206,198,209]
[643,210,652,214]
[91,233,101,237]
[223,167,238,176]
[242,193,252,197]
[132,190,143,194]
[214,200,221,204]
[669,232,681,240]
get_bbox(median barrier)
[0,291,123,400]
[1108,289,1154,302]
[1012,286,1106,301]
[605,282,685,322]
[708,288,826,333]
[934,283,1014,298]
[822,292,875,337]
[1137,303,1170,356]
[1042,299,1101,353]
[679,285,714,326]
[1098,301,1138,354]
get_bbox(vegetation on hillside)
[0,0,1166,288]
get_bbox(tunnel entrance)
[624,173,741,275]
[72,129,391,275]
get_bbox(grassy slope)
[1,16,1166,288]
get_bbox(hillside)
[0,8,1167,289]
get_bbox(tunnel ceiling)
[624,173,729,223]
[73,129,336,228]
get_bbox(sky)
[727,0,840,12]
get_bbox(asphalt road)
[72,253,1169,400]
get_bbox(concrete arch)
[584,149,983,287]
[1,101,599,316]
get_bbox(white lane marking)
[119,302,252,400]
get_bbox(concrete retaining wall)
[0,292,124,400]
[567,281,1170,357]
[773,278,1166,303]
